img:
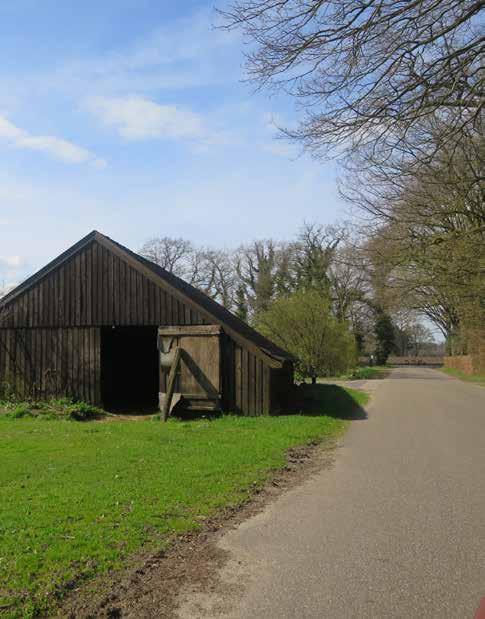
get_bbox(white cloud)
[86,96,206,142]
[0,114,106,167]
[0,116,24,140]
[0,255,25,269]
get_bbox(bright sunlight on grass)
[0,385,367,618]
[346,366,389,380]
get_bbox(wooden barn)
[0,231,294,416]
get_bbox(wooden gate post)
[161,347,182,422]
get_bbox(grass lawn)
[441,367,485,387]
[0,385,367,618]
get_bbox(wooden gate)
[158,325,222,419]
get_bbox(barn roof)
[0,231,293,366]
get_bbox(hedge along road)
[177,367,485,619]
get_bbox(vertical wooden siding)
[0,239,291,414]
[0,328,101,404]
[1,241,207,329]
[229,342,271,416]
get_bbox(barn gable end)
[0,237,207,330]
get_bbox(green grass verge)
[319,365,389,381]
[440,367,485,386]
[348,366,389,380]
[0,385,367,618]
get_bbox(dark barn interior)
[101,326,159,411]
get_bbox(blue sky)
[0,0,345,290]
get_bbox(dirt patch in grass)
[57,440,340,619]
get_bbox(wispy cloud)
[85,95,239,152]
[0,255,25,270]
[1,9,241,100]
[86,96,206,141]
[0,115,106,167]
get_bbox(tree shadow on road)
[297,384,368,421]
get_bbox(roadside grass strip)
[318,366,389,381]
[440,367,485,387]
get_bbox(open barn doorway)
[101,326,159,412]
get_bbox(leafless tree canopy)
[140,237,194,278]
[139,223,427,355]
[220,0,484,158]
[140,237,239,309]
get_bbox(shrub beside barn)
[0,231,294,415]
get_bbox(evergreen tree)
[374,310,395,365]
[235,285,248,322]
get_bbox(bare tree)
[328,245,368,324]
[236,240,279,316]
[220,0,484,161]
[140,237,194,279]
[200,249,238,309]
[219,0,484,355]
[294,222,346,292]
[183,247,214,292]
[342,119,485,342]
[140,237,240,310]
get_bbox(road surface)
[177,367,485,619]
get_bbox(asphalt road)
[177,367,485,619]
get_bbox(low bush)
[9,404,33,419]
[257,290,357,383]
[0,398,106,421]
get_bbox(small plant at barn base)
[0,398,106,421]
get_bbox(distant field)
[0,385,367,618]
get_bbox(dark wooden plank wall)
[0,328,101,404]
[0,240,288,415]
[227,341,270,416]
[0,241,207,329]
